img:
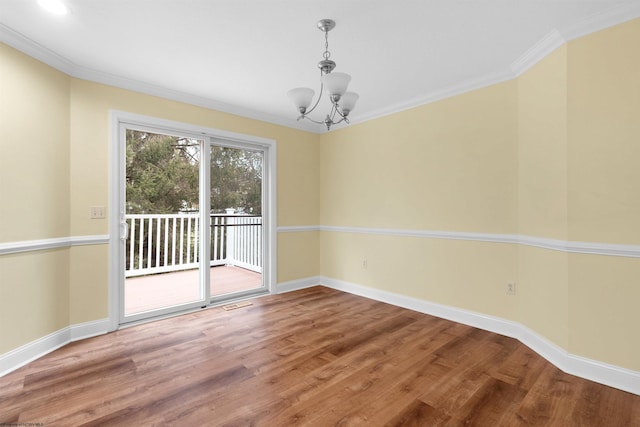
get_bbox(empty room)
[1,1,639,425]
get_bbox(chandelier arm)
[333,104,345,119]
[303,82,325,117]
[331,103,347,124]
[331,102,342,123]
[299,115,327,126]
[333,103,352,123]
[330,102,348,123]
[330,116,346,125]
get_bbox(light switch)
[90,206,106,219]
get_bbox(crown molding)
[0,23,320,134]
[348,68,516,127]
[2,4,639,134]
[72,66,320,133]
[509,3,640,77]
[559,2,640,42]
[345,2,640,129]
[0,23,76,74]
[510,29,566,77]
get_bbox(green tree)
[126,130,199,214]
[126,131,263,215]
[210,146,262,215]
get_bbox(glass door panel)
[209,144,264,298]
[123,129,207,320]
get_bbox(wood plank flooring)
[1,286,638,426]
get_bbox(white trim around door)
[109,110,277,331]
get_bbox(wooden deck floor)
[125,265,262,315]
[2,286,638,425]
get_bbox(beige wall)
[565,19,640,369]
[0,250,70,352]
[320,232,519,321]
[0,44,71,353]
[517,46,568,241]
[567,20,640,245]
[517,45,570,350]
[319,18,640,371]
[320,82,518,233]
[319,81,520,323]
[0,44,70,242]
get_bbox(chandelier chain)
[323,31,331,61]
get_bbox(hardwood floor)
[1,286,638,426]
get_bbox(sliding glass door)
[209,143,264,300]
[122,129,209,322]
[113,114,274,326]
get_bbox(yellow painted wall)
[68,245,109,324]
[567,20,640,245]
[277,231,320,284]
[565,19,640,368]
[0,250,70,353]
[569,254,640,370]
[517,46,568,241]
[319,18,640,371]
[0,44,71,354]
[0,44,70,242]
[518,247,569,349]
[517,45,569,349]
[320,82,518,233]
[320,232,519,320]
[320,81,520,322]
[514,17,640,368]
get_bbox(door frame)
[108,110,277,331]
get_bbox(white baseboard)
[0,318,110,377]
[276,276,323,294]
[70,318,111,341]
[277,276,640,396]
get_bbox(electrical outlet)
[506,282,516,295]
[362,257,368,269]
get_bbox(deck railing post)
[225,209,236,266]
[125,212,261,277]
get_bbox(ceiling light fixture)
[287,19,359,131]
[38,0,69,15]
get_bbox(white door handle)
[120,221,129,241]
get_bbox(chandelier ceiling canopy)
[287,19,359,131]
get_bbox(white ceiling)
[1,1,638,133]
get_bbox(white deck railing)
[125,213,262,277]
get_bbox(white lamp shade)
[287,87,315,109]
[321,72,351,97]
[340,92,359,113]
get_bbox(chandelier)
[287,19,359,131]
